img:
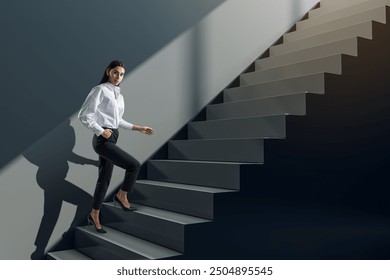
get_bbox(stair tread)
[214,92,308,105]
[169,138,264,143]
[107,202,210,224]
[149,159,260,165]
[137,179,237,193]
[188,115,287,140]
[190,114,286,124]
[311,0,368,11]
[78,226,181,259]
[256,53,343,68]
[48,249,92,260]
[227,73,325,90]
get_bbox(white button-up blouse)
[78,82,134,136]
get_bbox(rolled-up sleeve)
[78,87,105,136]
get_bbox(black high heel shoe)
[87,214,107,233]
[113,195,137,211]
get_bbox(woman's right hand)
[101,129,113,139]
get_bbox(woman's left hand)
[140,126,156,135]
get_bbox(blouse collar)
[104,82,120,91]
[104,82,121,98]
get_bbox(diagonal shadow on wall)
[0,0,225,170]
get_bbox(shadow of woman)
[23,119,98,259]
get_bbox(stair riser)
[297,0,390,30]
[256,38,358,70]
[104,207,187,252]
[75,230,148,260]
[285,7,387,42]
[207,94,306,120]
[241,55,342,85]
[310,0,383,17]
[132,182,215,219]
[188,116,286,140]
[169,139,264,163]
[271,21,373,56]
[225,74,325,102]
[147,160,241,189]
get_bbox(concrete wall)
[0,0,318,259]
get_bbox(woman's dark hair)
[99,60,126,84]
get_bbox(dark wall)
[0,0,224,169]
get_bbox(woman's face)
[107,66,125,86]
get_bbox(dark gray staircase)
[74,226,181,260]
[168,138,264,163]
[132,180,236,219]
[147,159,256,190]
[255,37,359,69]
[188,115,286,139]
[206,93,307,120]
[47,249,92,260]
[47,0,390,259]
[240,55,342,84]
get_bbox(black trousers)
[91,129,141,210]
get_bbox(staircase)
[47,0,390,260]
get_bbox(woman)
[78,60,155,233]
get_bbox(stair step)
[47,249,92,260]
[103,203,209,253]
[188,115,286,140]
[241,55,342,85]
[256,37,358,70]
[310,0,385,17]
[284,6,388,42]
[225,73,325,102]
[169,138,264,163]
[75,226,182,259]
[296,0,390,30]
[132,180,236,219]
[109,203,210,224]
[147,159,259,190]
[271,21,373,56]
[207,93,307,120]
[319,0,368,9]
